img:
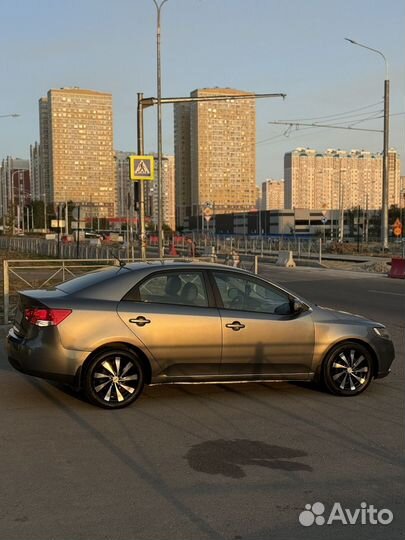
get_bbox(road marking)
[368,289,405,297]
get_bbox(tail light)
[24,308,72,327]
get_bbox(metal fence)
[1,255,259,324]
[209,236,323,263]
[0,236,124,261]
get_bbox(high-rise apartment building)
[284,147,401,210]
[174,88,256,228]
[39,88,116,217]
[262,179,285,210]
[115,151,136,218]
[151,155,176,231]
[174,103,192,227]
[38,98,51,203]
[255,185,262,210]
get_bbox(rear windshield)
[56,266,121,294]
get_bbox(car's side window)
[212,271,291,314]
[137,272,209,308]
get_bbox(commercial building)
[262,179,285,210]
[214,208,337,237]
[174,87,256,228]
[39,87,116,217]
[284,147,401,210]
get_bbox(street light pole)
[137,91,286,252]
[345,38,389,250]
[153,0,169,258]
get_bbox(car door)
[210,270,315,378]
[117,270,222,379]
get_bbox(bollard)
[254,255,258,274]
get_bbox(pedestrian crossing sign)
[129,155,154,181]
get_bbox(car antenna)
[112,251,130,270]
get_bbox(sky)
[1,0,404,183]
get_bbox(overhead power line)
[268,120,383,133]
[278,101,383,122]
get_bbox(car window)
[212,271,291,314]
[137,272,209,308]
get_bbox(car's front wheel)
[323,341,373,396]
[84,349,145,409]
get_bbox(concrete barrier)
[276,250,296,268]
[389,257,405,279]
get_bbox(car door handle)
[129,316,151,327]
[225,321,245,331]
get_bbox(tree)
[32,200,45,229]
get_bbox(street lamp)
[152,0,169,258]
[345,38,389,250]
[0,113,20,119]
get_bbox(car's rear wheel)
[323,341,373,396]
[84,349,144,409]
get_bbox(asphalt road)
[0,265,403,540]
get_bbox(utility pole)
[382,78,390,249]
[153,0,169,258]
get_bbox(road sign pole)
[137,93,147,260]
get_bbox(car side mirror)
[292,300,305,315]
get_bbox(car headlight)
[373,327,391,339]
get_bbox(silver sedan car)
[7,261,394,409]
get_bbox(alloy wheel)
[85,350,144,408]
[324,342,373,396]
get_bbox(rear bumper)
[7,326,89,385]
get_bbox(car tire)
[84,348,145,409]
[322,341,373,397]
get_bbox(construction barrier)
[276,250,296,268]
[389,257,405,279]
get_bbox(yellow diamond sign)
[129,155,154,181]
